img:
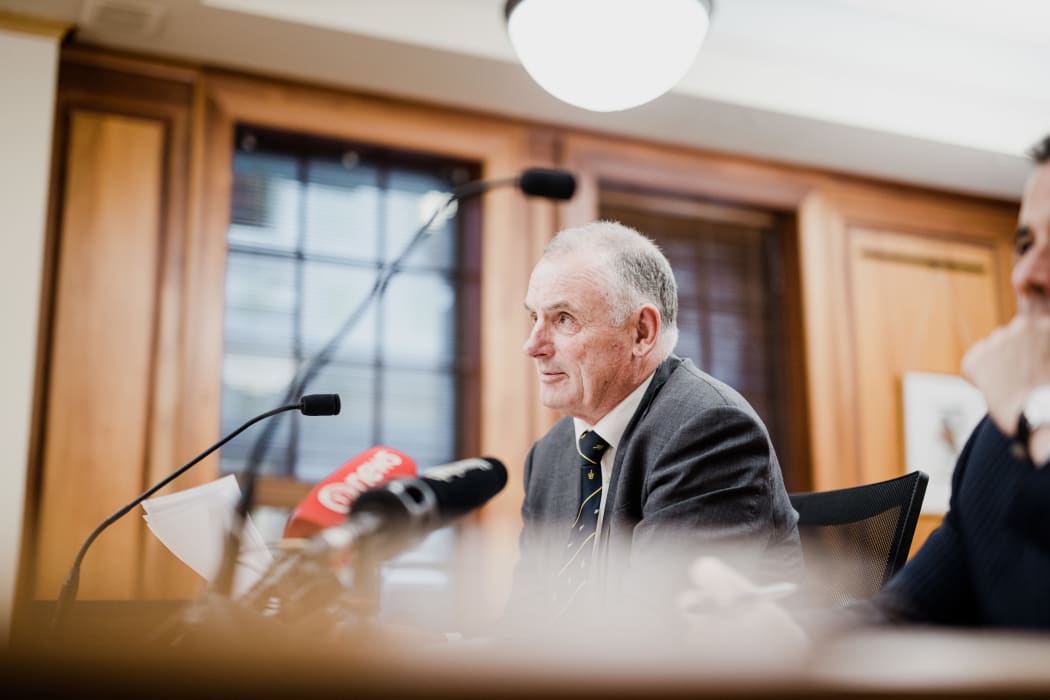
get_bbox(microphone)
[451,167,577,201]
[340,456,509,544]
[517,168,577,200]
[50,394,341,637]
[300,457,508,570]
[239,458,507,615]
[298,393,341,416]
[282,447,417,539]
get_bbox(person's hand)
[676,557,808,664]
[961,315,1050,436]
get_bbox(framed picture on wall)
[902,371,987,515]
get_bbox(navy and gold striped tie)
[557,430,609,611]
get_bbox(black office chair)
[789,470,929,606]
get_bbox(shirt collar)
[573,371,656,451]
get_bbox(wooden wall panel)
[850,228,1002,486]
[35,111,164,598]
[798,185,1018,494]
[796,187,1016,551]
[848,229,1003,551]
[797,192,859,490]
[22,52,205,611]
[28,46,1023,617]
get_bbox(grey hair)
[1032,134,1050,165]
[543,221,679,347]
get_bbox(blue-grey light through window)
[220,128,473,482]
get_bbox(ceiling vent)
[79,0,166,38]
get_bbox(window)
[219,128,482,629]
[601,190,801,488]
[220,124,480,499]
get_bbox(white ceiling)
[6,0,1049,199]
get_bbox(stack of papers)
[141,475,273,597]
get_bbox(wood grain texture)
[849,229,1002,541]
[798,187,1016,548]
[797,191,863,490]
[26,54,213,606]
[35,111,164,599]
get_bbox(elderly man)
[868,135,1050,629]
[507,220,801,619]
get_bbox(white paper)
[142,475,273,597]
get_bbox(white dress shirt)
[572,371,656,551]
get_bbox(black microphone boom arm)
[219,168,575,594]
[50,394,339,638]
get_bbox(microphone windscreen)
[283,446,417,538]
[300,393,341,416]
[419,457,508,520]
[517,168,577,201]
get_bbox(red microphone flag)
[283,446,417,538]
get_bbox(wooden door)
[29,53,200,601]
[849,228,1004,551]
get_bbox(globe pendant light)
[504,0,713,113]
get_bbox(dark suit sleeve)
[1010,455,1050,555]
[504,444,548,619]
[856,417,1050,629]
[626,404,792,584]
[872,512,978,625]
[869,427,980,626]
[638,405,770,533]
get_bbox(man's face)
[523,253,637,424]
[1014,161,1050,316]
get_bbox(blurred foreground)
[8,523,1050,698]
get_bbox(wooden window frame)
[192,72,561,613]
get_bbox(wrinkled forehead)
[526,253,611,310]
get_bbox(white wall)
[0,26,61,645]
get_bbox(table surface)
[9,599,1050,699]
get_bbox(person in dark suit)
[870,134,1050,629]
[507,220,801,621]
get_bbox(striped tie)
[556,430,609,613]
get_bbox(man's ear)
[632,305,661,356]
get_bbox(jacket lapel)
[599,354,681,536]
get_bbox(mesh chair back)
[789,471,928,606]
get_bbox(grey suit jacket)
[508,354,802,617]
